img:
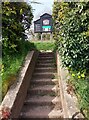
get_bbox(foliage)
[1,2,34,99]
[68,72,89,118]
[2,54,25,98]
[2,2,33,56]
[53,2,89,71]
[2,41,36,98]
[52,2,89,118]
[36,33,41,40]
[52,2,60,41]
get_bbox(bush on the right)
[52,2,89,118]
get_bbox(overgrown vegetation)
[53,2,89,118]
[1,2,34,98]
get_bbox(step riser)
[38,57,54,60]
[39,53,54,56]
[36,64,55,68]
[19,115,51,119]
[39,56,54,58]
[33,74,55,79]
[35,69,56,73]
[37,63,55,65]
[28,90,55,96]
[31,81,54,85]
[39,54,54,57]
[37,60,54,64]
[19,117,62,119]
[24,101,53,106]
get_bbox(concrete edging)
[0,51,39,119]
[56,51,84,119]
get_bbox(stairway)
[19,52,63,119]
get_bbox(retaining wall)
[0,51,39,119]
[56,51,84,119]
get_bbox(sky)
[28,0,54,21]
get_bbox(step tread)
[35,67,56,70]
[30,85,54,90]
[37,60,54,62]
[20,106,63,118]
[35,68,56,73]
[31,79,54,84]
[33,72,55,75]
[25,95,55,104]
[38,57,54,60]
[20,106,52,118]
[31,79,54,82]
[37,62,55,65]
[32,72,55,79]
[31,78,55,80]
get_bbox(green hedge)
[52,2,89,118]
[53,2,89,71]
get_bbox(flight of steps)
[19,52,63,119]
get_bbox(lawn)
[30,40,56,51]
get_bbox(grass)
[2,54,26,98]
[30,40,56,51]
[1,41,37,99]
[1,40,56,99]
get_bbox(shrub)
[53,2,89,71]
[52,2,89,118]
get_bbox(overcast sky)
[28,0,54,21]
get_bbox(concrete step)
[48,109,63,118]
[19,105,52,119]
[24,95,55,106]
[19,52,63,119]
[36,63,56,68]
[20,106,63,119]
[35,67,56,73]
[33,72,55,79]
[36,63,55,65]
[28,85,56,96]
[39,53,54,57]
[31,79,55,85]
[38,56,54,60]
[38,54,54,58]
[37,59,54,63]
[39,52,54,57]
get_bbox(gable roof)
[34,13,52,23]
[40,13,52,17]
[34,19,40,23]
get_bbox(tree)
[2,2,33,55]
